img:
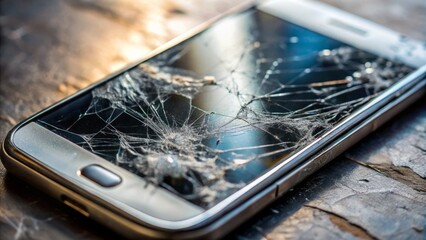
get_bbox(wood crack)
[0,115,17,125]
[304,205,377,240]
[346,157,426,193]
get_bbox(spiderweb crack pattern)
[39,16,412,207]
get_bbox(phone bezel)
[2,0,426,234]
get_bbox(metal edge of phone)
[1,0,426,239]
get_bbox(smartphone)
[1,0,425,239]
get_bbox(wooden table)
[1,0,425,239]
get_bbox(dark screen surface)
[38,9,412,208]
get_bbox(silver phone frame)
[2,0,426,239]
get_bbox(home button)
[79,164,122,187]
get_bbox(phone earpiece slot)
[328,18,368,36]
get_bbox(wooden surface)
[1,0,425,239]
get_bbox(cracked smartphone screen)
[37,9,413,208]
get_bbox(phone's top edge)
[259,0,426,68]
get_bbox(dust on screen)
[38,10,413,208]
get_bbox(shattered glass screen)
[38,10,413,208]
